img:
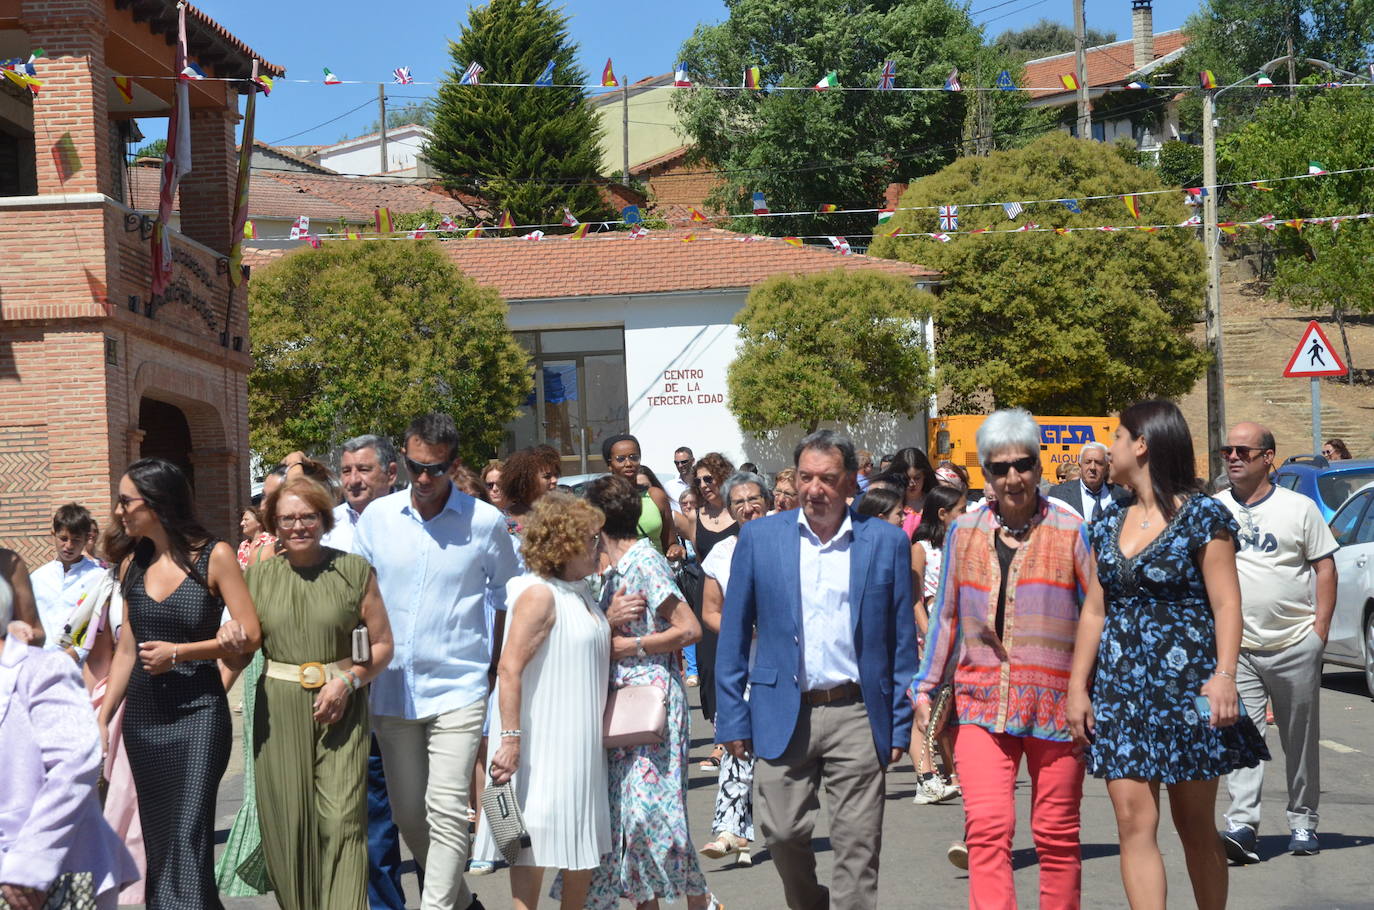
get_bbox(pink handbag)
[602,683,668,748]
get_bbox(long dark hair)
[109,457,213,594]
[891,446,938,497]
[1118,399,1202,522]
[912,484,966,548]
[636,464,664,491]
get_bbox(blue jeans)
[684,643,698,676]
[367,734,408,910]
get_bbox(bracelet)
[171,646,178,665]
[344,672,360,693]
[499,729,522,739]
[1213,669,1234,680]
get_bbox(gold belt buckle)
[298,662,326,689]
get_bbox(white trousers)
[375,698,487,910]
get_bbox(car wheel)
[1365,611,1374,698]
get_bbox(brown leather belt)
[802,681,862,706]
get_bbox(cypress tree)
[428,0,611,229]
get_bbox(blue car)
[1273,455,1374,522]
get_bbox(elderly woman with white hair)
[911,408,1095,909]
[697,471,772,866]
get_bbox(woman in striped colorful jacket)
[912,408,1093,910]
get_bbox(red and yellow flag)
[1059,73,1079,91]
[688,207,708,222]
[498,210,515,229]
[744,66,762,89]
[570,223,588,238]
[602,58,618,87]
[818,203,838,213]
[682,233,697,243]
[782,236,803,246]
[1199,70,1217,89]
[1123,194,1142,218]
[242,220,257,240]
[113,76,135,104]
[466,226,485,239]
[374,207,393,233]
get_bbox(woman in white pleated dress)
[488,492,620,910]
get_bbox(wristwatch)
[635,636,647,658]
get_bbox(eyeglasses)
[636,483,650,493]
[486,481,500,490]
[611,453,640,465]
[775,488,796,499]
[729,494,766,509]
[673,459,693,468]
[115,495,145,509]
[985,455,1038,477]
[277,513,321,529]
[694,476,716,487]
[1322,448,1335,457]
[405,455,453,478]
[1219,445,1269,461]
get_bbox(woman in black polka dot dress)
[98,458,261,909]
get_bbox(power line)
[268,97,378,144]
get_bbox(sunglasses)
[405,455,453,478]
[611,453,640,464]
[1219,445,1269,461]
[673,459,693,468]
[694,475,716,487]
[985,455,1038,477]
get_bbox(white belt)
[263,658,353,690]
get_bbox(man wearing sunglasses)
[1214,422,1338,863]
[354,413,520,910]
[664,445,695,514]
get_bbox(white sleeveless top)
[918,540,942,601]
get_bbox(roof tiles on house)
[1023,30,1189,100]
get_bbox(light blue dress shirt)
[354,485,520,719]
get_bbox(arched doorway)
[138,396,195,487]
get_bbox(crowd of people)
[0,400,1340,910]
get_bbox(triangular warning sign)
[1283,321,1348,377]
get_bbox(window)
[1318,469,1374,512]
[1329,491,1369,547]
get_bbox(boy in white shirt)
[30,503,105,650]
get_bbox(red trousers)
[954,724,1084,910]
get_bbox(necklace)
[998,516,1033,539]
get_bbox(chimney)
[1132,0,1155,69]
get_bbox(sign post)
[1282,321,1348,454]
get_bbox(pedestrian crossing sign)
[1282,321,1348,377]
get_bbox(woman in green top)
[239,475,394,910]
[603,434,682,560]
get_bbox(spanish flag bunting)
[1123,194,1142,218]
[1249,181,1273,191]
[818,204,838,213]
[570,223,589,238]
[1199,70,1217,89]
[254,73,274,96]
[743,65,761,89]
[1054,227,1069,235]
[51,132,81,180]
[1136,225,1159,232]
[1218,222,1240,234]
[1285,218,1304,231]
[3,68,40,94]
[323,67,342,85]
[883,226,902,237]
[113,76,135,104]
[689,207,708,222]
[466,226,485,239]
[602,59,617,87]
[499,210,515,229]
[970,227,988,234]
[374,207,393,233]
[345,229,361,240]
[682,233,697,243]
[1059,73,1079,91]
[782,236,803,247]
[243,220,257,240]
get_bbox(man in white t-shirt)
[1215,422,1338,863]
[30,503,104,649]
[663,446,694,514]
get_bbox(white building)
[314,123,432,177]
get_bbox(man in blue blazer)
[716,430,917,910]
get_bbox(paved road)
[211,671,1374,909]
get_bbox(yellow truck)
[928,414,1120,490]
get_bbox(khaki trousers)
[374,698,486,910]
[754,699,885,910]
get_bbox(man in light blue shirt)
[355,414,518,910]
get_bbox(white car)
[1324,481,1374,695]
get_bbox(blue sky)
[192,0,1198,151]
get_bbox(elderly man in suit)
[716,429,917,910]
[1047,441,1125,522]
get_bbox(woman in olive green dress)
[245,475,393,910]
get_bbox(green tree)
[727,270,937,435]
[367,100,435,133]
[132,138,165,160]
[992,19,1116,60]
[869,132,1208,413]
[672,0,985,237]
[248,240,531,465]
[426,0,610,228]
[1220,89,1374,374]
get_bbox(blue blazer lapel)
[778,519,802,635]
[847,514,874,633]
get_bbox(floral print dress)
[1087,494,1270,783]
[573,537,709,908]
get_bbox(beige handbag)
[602,683,668,748]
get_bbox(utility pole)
[1202,88,1225,482]
[378,84,388,174]
[621,75,630,183]
[1286,33,1297,99]
[1073,0,1090,139]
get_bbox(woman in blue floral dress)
[1069,400,1268,910]
[576,475,721,910]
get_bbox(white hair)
[976,408,1041,465]
[1080,441,1109,458]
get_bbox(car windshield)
[1317,470,1374,511]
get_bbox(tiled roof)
[1024,30,1189,100]
[115,1,284,77]
[242,229,936,298]
[249,140,335,174]
[125,167,359,221]
[262,172,487,221]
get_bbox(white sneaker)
[913,775,957,805]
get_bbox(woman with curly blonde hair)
[486,492,622,910]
